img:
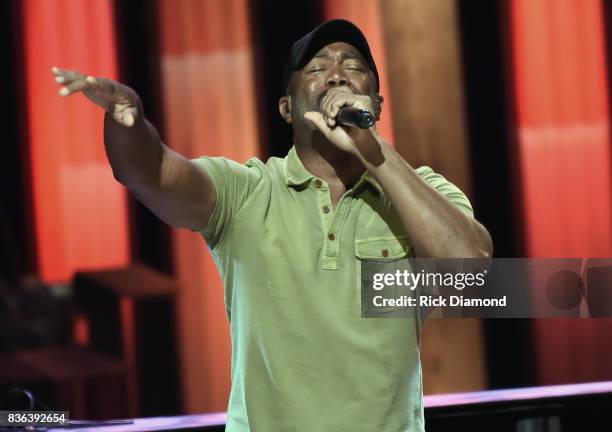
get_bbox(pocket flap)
[355,236,410,260]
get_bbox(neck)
[294,137,365,190]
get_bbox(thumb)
[304,111,330,133]
[113,107,137,128]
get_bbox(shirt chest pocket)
[355,236,413,314]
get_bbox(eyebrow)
[313,50,363,61]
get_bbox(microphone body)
[336,106,375,129]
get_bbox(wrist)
[353,129,387,168]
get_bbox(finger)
[322,89,351,114]
[328,95,353,118]
[323,110,336,127]
[320,94,337,125]
[321,88,351,110]
[320,91,336,115]
[304,111,332,137]
[113,112,134,127]
[51,67,85,85]
[112,107,138,127]
[323,95,353,126]
[59,77,93,96]
[122,106,137,127]
[54,73,81,86]
[124,113,134,127]
[88,78,134,113]
[82,76,118,97]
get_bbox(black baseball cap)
[281,19,380,94]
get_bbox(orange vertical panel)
[509,0,612,384]
[158,0,260,413]
[324,0,395,144]
[22,0,129,283]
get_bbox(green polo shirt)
[193,146,473,432]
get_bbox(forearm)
[103,107,216,230]
[355,132,492,258]
[103,105,165,190]
[51,67,215,230]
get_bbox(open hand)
[52,66,139,127]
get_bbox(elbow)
[463,232,494,273]
[469,221,494,259]
[112,168,139,190]
[465,248,491,260]
[470,237,493,259]
[480,230,494,259]
[457,246,491,261]
[112,169,128,186]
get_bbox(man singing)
[53,19,492,432]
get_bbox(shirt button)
[328,233,335,241]
[322,205,330,214]
[381,249,389,257]
[314,179,323,188]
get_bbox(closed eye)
[345,64,365,71]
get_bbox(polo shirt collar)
[355,171,383,196]
[283,145,383,196]
[284,146,314,186]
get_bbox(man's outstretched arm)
[52,67,215,231]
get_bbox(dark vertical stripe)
[248,0,323,158]
[113,0,173,274]
[0,0,36,280]
[457,0,534,389]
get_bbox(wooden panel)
[507,0,612,385]
[380,0,472,193]
[157,0,260,413]
[22,0,130,283]
[380,0,487,393]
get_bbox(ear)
[374,94,384,120]
[279,96,292,124]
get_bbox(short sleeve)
[192,156,262,249]
[416,166,474,218]
[414,167,474,332]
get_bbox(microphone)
[336,106,375,129]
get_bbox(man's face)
[283,42,379,129]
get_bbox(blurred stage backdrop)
[1,0,612,419]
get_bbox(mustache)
[316,87,362,109]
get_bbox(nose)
[326,65,349,87]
